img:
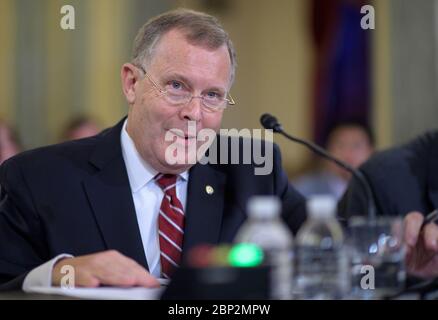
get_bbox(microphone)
[260,113,377,220]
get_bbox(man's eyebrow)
[203,86,226,94]
[164,73,226,93]
[163,73,193,87]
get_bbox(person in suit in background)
[61,116,101,142]
[340,131,438,278]
[0,120,21,165]
[293,120,374,200]
[0,9,306,291]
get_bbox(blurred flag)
[311,0,371,145]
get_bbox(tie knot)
[155,174,178,192]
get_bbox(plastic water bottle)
[295,195,350,299]
[234,196,294,299]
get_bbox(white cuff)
[22,254,74,292]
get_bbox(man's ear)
[121,63,139,104]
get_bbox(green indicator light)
[228,243,264,267]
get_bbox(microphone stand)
[260,113,377,221]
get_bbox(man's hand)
[52,250,160,288]
[404,211,438,278]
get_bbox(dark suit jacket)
[0,118,306,290]
[339,131,438,219]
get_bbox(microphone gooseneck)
[260,113,376,220]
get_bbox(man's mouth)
[168,129,196,140]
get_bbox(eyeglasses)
[135,64,236,112]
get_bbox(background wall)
[389,0,438,144]
[0,0,170,147]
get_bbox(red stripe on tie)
[156,174,185,278]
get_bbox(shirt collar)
[120,119,188,193]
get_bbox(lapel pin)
[205,185,214,195]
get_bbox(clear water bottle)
[234,196,294,299]
[295,195,350,299]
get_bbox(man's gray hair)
[132,8,237,84]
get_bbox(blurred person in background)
[0,120,21,165]
[61,116,101,141]
[340,130,438,279]
[293,120,375,200]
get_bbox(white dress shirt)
[120,120,188,277]
[23,119,189,290]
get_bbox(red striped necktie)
[155,173,185,279]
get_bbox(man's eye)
[206,92,221,99]
[169,81,183,90]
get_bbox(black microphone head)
[260,113,282,132]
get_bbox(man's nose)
[179,96,203,122]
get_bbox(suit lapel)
[183,163,227,255]
[428,147,438,210]
[83,119,148,270]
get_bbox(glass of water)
[346,216,406,299]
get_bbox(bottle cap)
[306,195,337,219]
[247,196,281,219]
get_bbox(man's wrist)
[52,256,75,286]
[22,254,74,291]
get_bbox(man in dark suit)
[0,9,306,290]
[340,131,438,278]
